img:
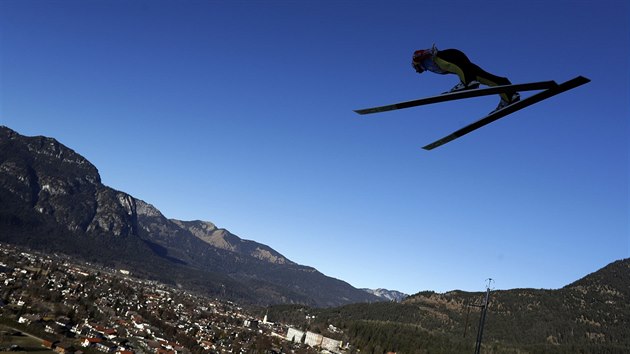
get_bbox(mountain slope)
[0,125,379,307]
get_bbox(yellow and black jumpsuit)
[415,48,516,103]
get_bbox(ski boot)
[492,93,521,113]
[445,80,480,94]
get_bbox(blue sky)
[1,0,628,294]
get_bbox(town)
[0,243,346,354]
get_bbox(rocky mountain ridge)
[0,125,380,307]
[362,288,408,302]
[171,219,293,265]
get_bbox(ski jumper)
[414,48,515,102]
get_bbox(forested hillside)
[265,259,630,353]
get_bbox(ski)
[354,80,558,115]
[422,76,591,150]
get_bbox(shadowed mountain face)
[0,126,380,307]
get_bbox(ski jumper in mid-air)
[412,45,520,112]
[354,45,589,150]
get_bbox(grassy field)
[0,325,55,354]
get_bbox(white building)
[321,336,343,352]
[286,328,343,353]
[304,331,323,347]
[286,328,304,343]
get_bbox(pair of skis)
[354,76,590,150]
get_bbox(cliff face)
[0,126,380,307]
[0,126,137,238]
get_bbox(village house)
[95,340,118,353]
[56,316,73,329]
[199,340,214,350]
[243,319,259,329]
[45,322,70,336]
[55,342,76,354]
[155,349,175,354]
[18,314,40,324]
[42,339,59,350]
[81,337,103,348]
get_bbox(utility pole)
[474,278,493,354]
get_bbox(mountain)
[268,259,630,353]
[0,126,380,307]
[362,288,408,302]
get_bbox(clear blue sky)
[1,0,628,294]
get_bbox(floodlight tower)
[474,278,494,354]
